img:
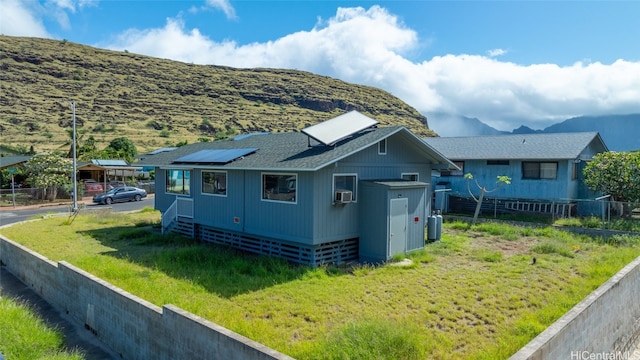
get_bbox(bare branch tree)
[464,174,511,224]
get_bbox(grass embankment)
[0,297,84,359]
[1,209,639,359]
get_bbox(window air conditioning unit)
[335,190,353,203]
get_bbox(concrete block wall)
[511,256,640,359]
[0,236,293,360]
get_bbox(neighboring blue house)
[137,111,455,266]
[423,132,609,217]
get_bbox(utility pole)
[70,101,78,213]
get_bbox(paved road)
[0,196,154,227]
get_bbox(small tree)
[465,173,512,224]
[583,151,640,217]
[105,137,137,162]
[23,153,72,201]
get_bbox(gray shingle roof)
[423,132,608,160]
[137,126,453,171]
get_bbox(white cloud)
[0,0,96,36]
[0,0,50,38]
[48,0,75,12]
[413,56,640,130]
[3,2,640,132]
[487,48,507,57]
[202,0,236,19]
[103,5,640,131]
[106,18,218,62]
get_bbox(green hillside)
[0,35,436,155]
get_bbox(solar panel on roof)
[302,111,378,146]
[173,148,258,164]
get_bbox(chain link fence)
[0,187,73,207]
[1,181,155,208]
[437,192,640,231]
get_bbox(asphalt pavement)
[0,194,155,227]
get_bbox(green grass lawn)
[0,297,84,360]
[1,209,639,359]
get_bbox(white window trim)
[201,170,228,197]
[401,172,419,181]
[333,173,358,203]
[165,169,191,196]
[261,172,298,204]
[378,139,387,155]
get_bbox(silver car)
[93,186,147,205]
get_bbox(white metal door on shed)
[389,198,408,255]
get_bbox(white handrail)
[162,199,177,235]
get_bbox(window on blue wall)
[334,174,357,201]
[202,171,227,196]
[402,173,419,181]
[378,139,387,155]
[522,162,557,179]
[487,160,509,165]
[262,173,297,203]
[166,169,191,195]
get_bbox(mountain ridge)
[429,113,640,151]
[0,35,436,154]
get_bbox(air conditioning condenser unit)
[335,190,353,203]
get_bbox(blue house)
[423,132,609,217]
[137,111,455,266]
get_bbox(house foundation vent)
[173,217,195,238]
[196,225,358,266]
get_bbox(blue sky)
[2,0,640,133]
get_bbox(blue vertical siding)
[243,171,314,244]
[358,182,389,261]
[438,159,576,201]
[192,169,245,232]
[311,139,431,245]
